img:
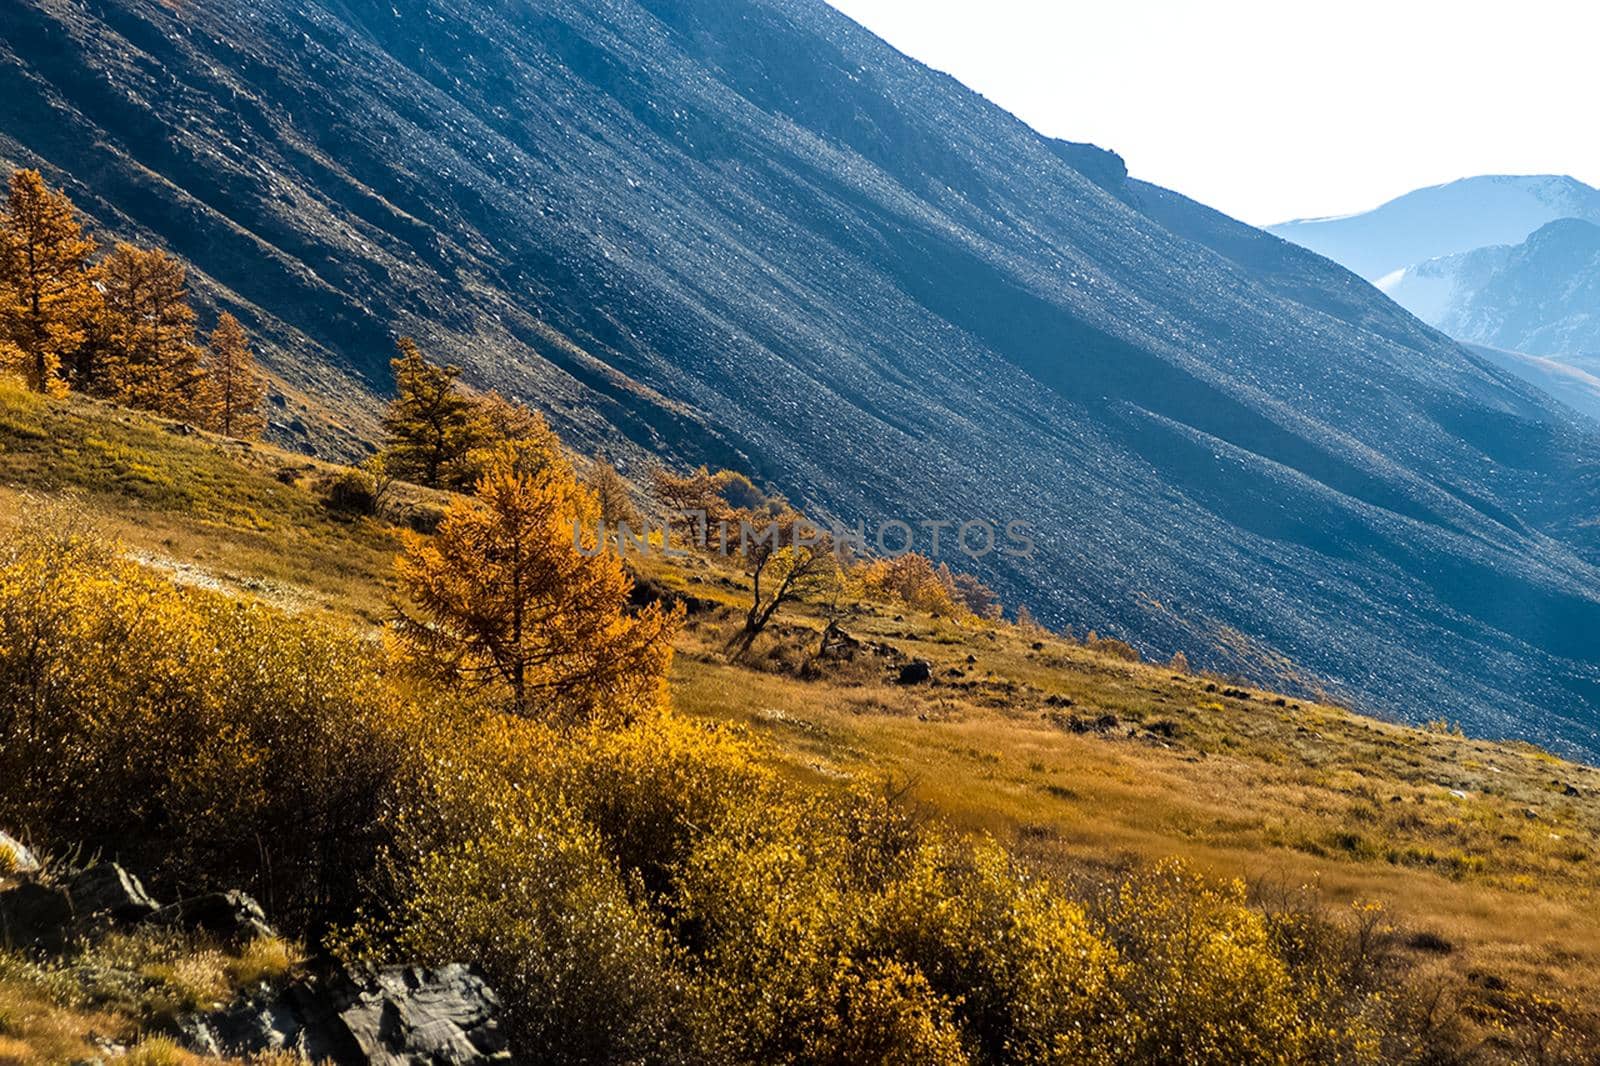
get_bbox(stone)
[0,880,75,953]
[63,864,162,924]
[152,890,277,945]
[0,863,161,954]
[185,963,511,1065]
[896,659,932,685]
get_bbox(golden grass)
[5,381,1600,1039]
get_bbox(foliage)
[95,243,206,419]
[324,466,379,515]
[394,439,679,722]
[380,337,479,488]
[198,312,266,439]
[0,507,441,927]
[854,553,1002,622]
[0,170,100,394]
[588,454,640,527]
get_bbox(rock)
[185,963,510,1065]
[0,830,39,874]
[0,881,75,953]
[152,891,277,945]
[896,659,932,685]
[816,620,863,661]
[0,863,161,953]
[64,864,161,924]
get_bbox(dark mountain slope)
[4,0,1600,752]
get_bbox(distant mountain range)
[6,0,1600,755]
[1388,218,1600,361]
[1269,174,1600,283]
[1272,176,1600,423]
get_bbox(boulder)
[0,880,75,953]
[0,863,161,953]
[64,864,161,924]
[152,890,277,945]
[896,659,932,685]
[184,963,511,1065]
[0,830,39,874]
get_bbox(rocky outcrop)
[182,963,511,1065]
[0,861,283,957]
[149,890,278,946]
[0,862,160,953]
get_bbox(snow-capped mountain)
[1269,174,1600,282]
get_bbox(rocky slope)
[4,0,1600,752]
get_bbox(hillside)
[5,0,1600,754]
[5,382,1600,1060]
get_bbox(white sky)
[826,0,1600,225]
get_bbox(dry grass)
[5,383,1600,1049]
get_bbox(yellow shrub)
[0,511,446,923]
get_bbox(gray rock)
[63,864,161,924]
[0,830,39,874]
[186,963,510,1064]
[896,659,932,685]
[152,890,277,946]
[0,863,161,953]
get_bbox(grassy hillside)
[3,384,1600,1059]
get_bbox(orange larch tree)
[201,312,267,438]
[394,439,680,725]
[99,242,205,418]
[0,170,101,394]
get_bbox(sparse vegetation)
[2,382,1599,1061]
[0,169,266,436]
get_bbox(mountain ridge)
[6,0,1600,753]
[1270,173,1600,282]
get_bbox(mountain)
[1269,174,1600,283]
[1386,219,1600,364]
[6,0,1600,754]
[1464,342,1600,426]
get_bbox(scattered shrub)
[323,467,377,514]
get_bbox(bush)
[0,510,444,928]
[323,467,377,514]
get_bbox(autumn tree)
[0,170,101,393]
[394,440,679,723]
[382,338,479,488]
[198,312,266,438]
[950,568,1003,620]
[652,466,835,658]
[98,242,205,417]
[461,391,563,487]
[589,455,640,527]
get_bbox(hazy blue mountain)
[1270,175,1600,283]
[6,0,1600,754]
[1410,220,1600,362]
